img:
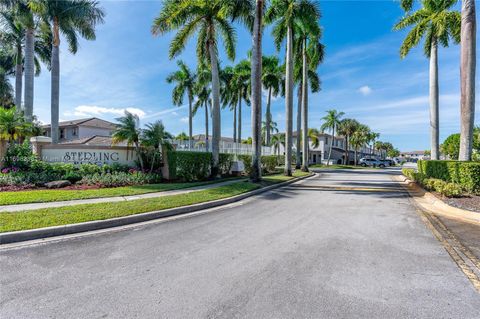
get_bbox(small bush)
[219,153,234,175]
[63,171,83,184]
[441,182,463,197]
[4,141,37,170]
[402,168,415,180]
[261,155,278,173]
[238,155,252,175]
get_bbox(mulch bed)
[429,190,480,213]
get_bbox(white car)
[359,158,387,168]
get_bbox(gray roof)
[42,117,117,130]
[59,135,128,147]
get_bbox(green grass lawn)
[0,172,310,233]
[0,177,242,206]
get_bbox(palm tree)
[194,64,212,151]
[350,124,370,165]
[271,133,285,160]
[233,60,251,144]
[166,60,196,149]
[394,0,460,160]
[320,109,344,166]
[112,111,144,171]
[0,106,29,142]
[338,118,360,165]
[176,132,188,141]
[142,120,173,172]
[30,0,105,144]
[368,132,380,157]
[0,50,14,107]
[459,0,476,161]
[294,7,323,172]
[262,55,283,145]
[220,65,237,142]
[262,119,279,144]
[152,0,253,177]
[0,8,52,112]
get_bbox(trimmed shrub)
[418,160,480,194]
[237,155,252,175]
[167,151,212,181]
[80,172,162,187]
[219,153,234,175]
[402,168,415,180]
[261,155,278,173]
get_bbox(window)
[60,129,65,139]
[72,127,77,136]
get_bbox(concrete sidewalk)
[0,179,245,213]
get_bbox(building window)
[60,129,65,139]
[72,127,77,136]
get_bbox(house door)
[313,154,317,163]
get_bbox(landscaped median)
[0,171,312,243]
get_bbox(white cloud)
[71,105,146,118]
[180,117,189,123]
[357,86,372,96]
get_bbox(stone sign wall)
[40,146,137,165]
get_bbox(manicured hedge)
[167,151,234,181]
[402,167,463,197]
[417,160,480,194]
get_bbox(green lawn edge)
[0,177,242,206]
[0,171,310,233]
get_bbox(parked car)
[359,158,387,168]
[381,159,394,167]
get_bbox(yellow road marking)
[288,185,405,192]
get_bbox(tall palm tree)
[459,0,476,161]
[250,0,263,182]
[152,0,253,177]
[294,6,323,172]
[30,0,105,144]
[232,60,251,144]
[142,120,173,172]
[266,0,320,176]
[166,60,196,149]
[112,111,144,171]
[338,118,359,165]
[394,0,460,160]
[220,65,237,142]
[194,64,212,151]
[262,55,283,146]
[368,132,380,156]
[320,109,344,166]
[0,9,51,112]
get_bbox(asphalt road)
[1,168,479,319]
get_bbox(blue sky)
[29,0,479,151]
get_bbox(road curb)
[0,173,315,245]
[393,175,480,225]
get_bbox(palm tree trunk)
[266,87,272,145]
[459,0,476,161]
[284,25,294,176]
[188,93,193,150]
[15,42,22,111]
[354,148,358,166]
[429,39,439,160]
[204,101,209,151]
[296,84,302,169]
[250,0,263,182]
[233,103,237,143]
[135,141,144,171]
[51,20,61,144]
[23,27,34,122]
[208,39,221,177]
[327,124,334,166]
[301,38,309,172]
[238,93,242,143]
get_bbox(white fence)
[171,140,274,156]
